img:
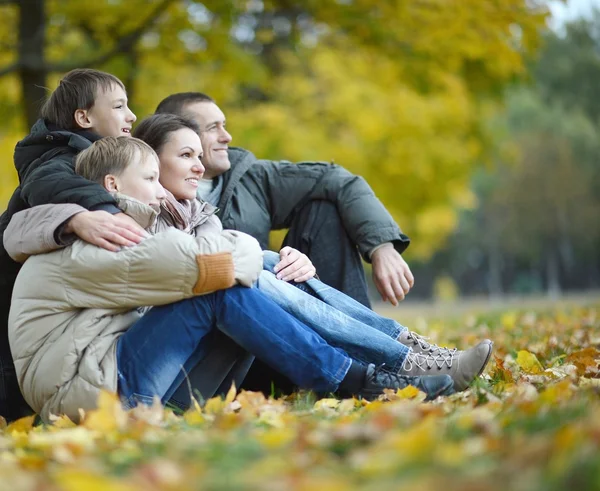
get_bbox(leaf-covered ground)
[2,302,600,491]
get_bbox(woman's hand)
[274,246,316,283]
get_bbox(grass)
[2,295,600,491]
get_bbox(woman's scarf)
[154,190,218,235]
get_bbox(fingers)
[100,230,138,248]
[403,264,415,288]
[89,236,122,253]
[378,278,398,306]
[274,248,300,275]
[113,214,149,240]
[390,277,406,303]
[282,264,316,282]
[279,246,293,257]
[110,226,146,245]
[274,247,316,282]
[399,275,411,295]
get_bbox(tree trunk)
[18,0,47,129]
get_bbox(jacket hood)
[14,119,98,180]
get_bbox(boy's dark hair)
[75,136,157,185]
[40,68,125,130]
[133,113,202,154]
[155,92,215,117]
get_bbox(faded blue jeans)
[116,285,352,408]
[259,251,411,371]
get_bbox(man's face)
[183,102,232,179]
[112,153,166,209]
[85,84,137,138]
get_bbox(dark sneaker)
[358,364,455,401]
[398,330,458,356]
[398,340,493,391]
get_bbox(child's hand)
[274,247,316,283]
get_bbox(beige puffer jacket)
[6,195,262,422]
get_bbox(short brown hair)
[75,137,158,185]
[133,113,201,154]
[40,68,125,130]
[155,92,215,117]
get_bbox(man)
[155,93,414,309]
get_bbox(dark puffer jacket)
[217,147,410,261]
[0,119,117,421]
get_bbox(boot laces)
[404,351,454,371]
[405,331,457,355]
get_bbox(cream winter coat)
[5,195,262,422]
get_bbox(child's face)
[85,84,136,137]
[157,128,205,201]
[111,154,166,209]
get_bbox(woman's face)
[157,128,205,200]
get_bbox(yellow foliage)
[83,391,128,432]
[6,415,35,435]
[0,0,548,256]
[516,350,544,375]
[54,469,131,491]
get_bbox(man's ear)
[74,109,93,129]
[104,174,119,193]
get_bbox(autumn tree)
[0,0,548,255]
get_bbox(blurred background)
[0,0,598,304]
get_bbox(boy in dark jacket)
[0,68,146,421]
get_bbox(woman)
[131,114,493,393]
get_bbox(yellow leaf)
[204,396,226,415]
[516,350,544,375]
[501,312,518,330]
[314,398,340,411]
[83,391,128,432]
[54,469,131,491]
[5,415,36,434]
[256,427,295,449]
[225,382,237,404]
[396,385,424,400]
[183,410,205,426]
[49,414,77,429]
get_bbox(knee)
[262,250,280,273]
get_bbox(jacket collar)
[114,194,159,230]
[219,147,256,211]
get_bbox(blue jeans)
[259,251,410,371]
[116,286,352,408]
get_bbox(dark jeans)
[117,286,352,409]
[242,199,372,395]
[0,285,34,423]
[283,200,371,308]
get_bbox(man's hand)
[371,245,414,305]
[274,246,316,283]
[64,211,148,252]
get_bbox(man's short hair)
[155,92,215,117]
[40,68,125,130]
[132,113,202,154]
[75,137,157,185]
